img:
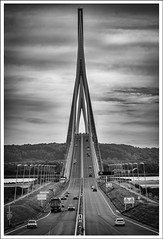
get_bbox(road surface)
[6,134,159,236]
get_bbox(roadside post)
[7,205,12,227]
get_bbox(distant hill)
[100,144,159,175]
[4,142,159,175]
[4,143,66,164]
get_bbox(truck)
[50,197,62,212]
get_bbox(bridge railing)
[63,138,74,180]
[89,136,100,178]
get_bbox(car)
[68,204,75,211]
[114,218,125,226]
[65,191,70,195]
[91,185,95,189]
[93,188,97,192]
[27,220,37,229]
[89,174,92,177]
[73,195,78,200]
[60,196,67,200]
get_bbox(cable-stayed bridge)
[5,8,158,237]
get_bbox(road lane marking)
[83,175,86,235]
[81,134,83,178]
[99,189,159,235]
[74,181,82,235]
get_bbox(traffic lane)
[48,209,77,235]
[71,138,81,179]
[97,187,158,235]
[8,179,80,235]
[14,209,77,236]
[85,183,158,235]
[84,183,122,235]
[8,200,78,235]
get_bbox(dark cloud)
[4,95,57,120]
[97,87,159,105]
[114,87,159,96]
[3,3,159,147]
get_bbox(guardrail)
[75,179,85,235]
[64,138,74,180]
[89,135,100,178]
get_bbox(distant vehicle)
[73,195,78,200]
[65,191,70,194]
[114,218,125,226]
[65,194,69,197]
[50,197,62,212]
[87,146,90,150]
[89,165,92,168]
[60,177,66,183]
[60,196,67,200]
[93,188,97,192]
[87,153,90,157]
[73,159,77,164]
[91,185,95,189]
[89,174,92,177]
[68,204,75,211]
[27,220,37,229]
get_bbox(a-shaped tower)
[64,8,103,179]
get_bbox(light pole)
[14,164,22,202]
[52,165,55,182]
[37,164,41,187]
[28,164,33,193]
[45,165,48,183]
[115,164,118,182]
[47,165,50,182]
[120,163,123,184]
[129,163,134,183]
[40,165,44,186]
[121,163,124,183]
[140,162,148,197]
[43,165,46,184]
[22,164,28,196]
[133,162,141,194]
[125,163,129,183]
[32,164,37,191]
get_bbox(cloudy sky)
[4,3,159,147]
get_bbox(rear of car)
[73,195,78,200]
[68,204,75,211]
[50,197,62,212]
[114,218,125,226]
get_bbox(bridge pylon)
[64,8,103,180]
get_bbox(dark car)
[60,196,67,200]
[68,204,75,211]
[93,188,97,192]
[73,195,78,200]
